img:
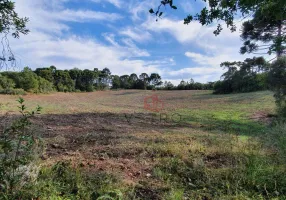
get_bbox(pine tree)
[240,4,286,58]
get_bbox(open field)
[0,90,285,199]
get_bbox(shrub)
[17,67,39,92]
[268,56,286,117]
[213,80,232,94]
[37,76,54,93]
[0,75,15,90]
[0,98,42,199]
[0,88,26,95]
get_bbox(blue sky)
[10,0,253,84]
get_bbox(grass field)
[0,90,285,199]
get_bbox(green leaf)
[17,97,24,104]
[171,5,177,9]
[159,12,163,17]
[149,8,154,14]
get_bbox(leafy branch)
[0,97,42,198]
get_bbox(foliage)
[0,63,270,94]
[240,2,286,57]
[151,1,285,60]
[17,67,39,92]
[268,56,286,117]
[0,74,15,90]
[111,75,120,89]
[97,68,112,90]
[0,74,25,94]
[53,70,75,92]
[149,73,162,89]
[214,57,269,94]
[139,73,149,90]
[0,98,42,199]
[0,0,29,38]
[34,67,54,83]
[37,76,54,93]
[162,81,175,90]
[177,79,214,90]
[129,73,138,89]
[151,0,285,35]
[119,75,131,89]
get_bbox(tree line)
[0,66,157,93]
[213,57,269,94]
[0,66,217,94]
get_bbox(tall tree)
[18,67,39,92]
[139,73,149,90]
[98,68,111,89]
[35,67,54,83]
[240,5,285,58]
[80,69,96,92]
[268,56,286,117]
[214,57,268,93]
[129,73,138,88]
[120,75,131,89]
[111,75,121,89]
[53,70,75,92]
[149,73,162,88]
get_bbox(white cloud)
[8,0,172,78]
[128,0,159,21]
[141,17,255,82]
[91,0,122,8]
[11,32,161,75]
[143,18,202,43]
[164,67,224,83]
[184,52,240,67]
[55,9,123,22]
[8,0,259,85]
[14,0,122,35]
[119,27,152,43]
[144,17,256,80]
[103,33,120,46]
[168,67,223,76]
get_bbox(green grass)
[0,90,285,199]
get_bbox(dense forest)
[0,66,217,94]
[0,56,272,94]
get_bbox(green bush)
[0,75,16,90]
[17,67,39,92]
[213,80,233,94]
[37,76,54,93]
[0,74,26,95]
[0,88,26,95]
[0,98,42,199]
